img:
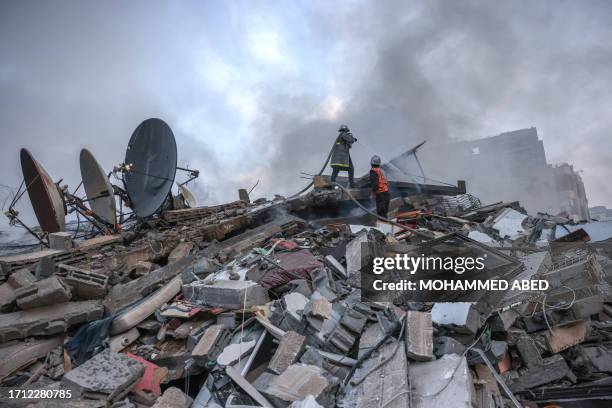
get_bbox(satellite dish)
[80,148,116,225]
[178,183,197,208]
[123,118,177,218]
[20,148,66,233]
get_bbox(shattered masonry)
[2,168,612,408]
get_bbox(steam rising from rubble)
[1,1,612,229]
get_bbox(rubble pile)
[2,187,612,408]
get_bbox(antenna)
[120,118,197,218]
[79,148,116,226]
[20,148,66,234]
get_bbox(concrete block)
[265,364,329,403]
[183,280,269,309]
[516,335,543,368]
[405,311,434,361]
[0,300,104,342]
[49,232,74,250]
[309,299,332,319]
[544,320,589,353]
[0,268,35,311]
[151,387,193,408]
[57,264,109,299]
[62,349,144,402]
[269,331,306,374]
[15,275,72,309]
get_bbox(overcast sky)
[1,0,612,229]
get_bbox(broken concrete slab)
[265,364,329,404]
[15,275,72,310]
[268,331,306,375]
[151,387,193,408]
[344,337,410,408]
[410,354,473,408]
[0,268,35,311]
[183,279,269,309]
[0,336,63,381]
[0,300,103,342]
[61,349,145,402]
[404,311,434,361]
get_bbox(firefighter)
[330,124,357,188]
[369,155,390,218]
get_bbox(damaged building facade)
[418,128,590,221]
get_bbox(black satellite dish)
[123,118,178,218]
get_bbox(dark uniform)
[370,166,390,218]
[330,129,356,187]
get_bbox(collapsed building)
[1,118,612,408]
[416,128,591,221]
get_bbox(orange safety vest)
[372,167,389,193]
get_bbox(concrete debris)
[431,302,481,334]
[61,349,145,402]
[269,331,306,374]
[183,279,270,309]
[15,275,72,309]
[48,232,74,250]
[0,300,103,342]
[0,336,63,381]
[0,268,35,311]
[3,168,612,407]
[264,364,329,404]
[405,310,434,361]
[505,354,573,392]
[151,387,193,408]
[192,324,226,357]
[410,354,473,408]
[57,263,109,299]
